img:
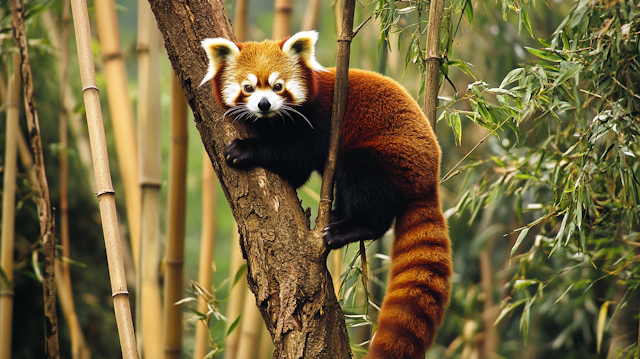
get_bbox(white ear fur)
[200,38,241,87]
[282,31,324,71]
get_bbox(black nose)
[258,98,271,111]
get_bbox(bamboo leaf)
[521,4,534,38]
[226,314,243,337]
[465,0,473,26]
[232,264,247,287]
[526,47,563,62]
[596,301,610,354]
[510,227,529,262]
[495,298,528,325]
[447,112,462,145]
[500,68,525,89]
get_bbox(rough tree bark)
[146,0,352,357]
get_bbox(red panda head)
[200,31,324,120]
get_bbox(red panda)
[201,31,452,359]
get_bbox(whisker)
[223,105,249,123]
[281,104,314,129]
[279,108,295,125]
[276,110,289,129]
[232,110,252,124]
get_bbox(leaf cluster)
[444,0,640,355]
[373,0,639,356]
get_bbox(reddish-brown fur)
[202,33,452,359]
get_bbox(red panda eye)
[273,83,283,92]
[243,85,254,93]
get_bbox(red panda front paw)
[225,139,255,169]
[323,220,360,249]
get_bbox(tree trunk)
[146,0,351,357]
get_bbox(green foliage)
[373,0,473,96]
[373,0,639,357]
[443,0,640,356]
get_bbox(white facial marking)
[222,82,241,106]
[285,79,306,105]
[268,72,280,87]
[247,74,258,87]
[246,89,285,117]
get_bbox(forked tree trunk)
[146,0,351,357]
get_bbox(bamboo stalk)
[479,247,498,358]
[59,0,72,305]
[223,229,246,359]
[41,10,96,188]
[273,0,292,39]
[301,0,322,31]
[258,322,273,359]
[423,0,445,130]
[54,262,91,359]
[0,70,6,102]
[193,154,218,358]
[68,0,138,355]
[10,0,60,356]
[0,51,21,359]
[235,291,264,359]
[94,0,141,270]
[57,2,92,357]
[163,70,189,359]
[233,0,248,43]
[136,1,164,357]
[331,247,343,295]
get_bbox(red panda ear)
[200,38,241,86]
[281,31,324,71]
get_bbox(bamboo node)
[425,56,442,63]
[82,85,100,93]
[111,290,130,298]
[163,347,181,354]
[102,52,124,62]
[95,188,116,197]
[164,257,185,266]
[140,181,162,189]
[0,291,15,297]
[274,5,292,12]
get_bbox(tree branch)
[10,0,59,357]
[316,0,357,233]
